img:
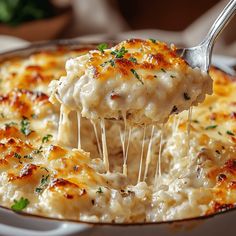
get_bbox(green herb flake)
[35,174,50,194]
[41,175,49,185]
[218,131,222,136]
[0,113,4,118]
[130,69,144,85]
[100,61,108,67]
[5,121,17,128]
[42,134,53,143]
[129,57,137,63]
[226,130,235,136]
[161,68,166,73]
[183,92,191,100]
[170,75,176,78]
[11,197,29,212]
[20,117,31,136]
[109,59,115,67]
[101,59,115,67]
[111,47,128,58]
[35,187,43,193]
[192,119,199,123]
[205,125,217,130]
[23,154,33,160]
[14,152,22,159]
[149,38,157,43]
[97,43,108,53]
[33,146,43,154]
[96,187,103,194]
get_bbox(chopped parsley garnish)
[101,59,115,67]
[218,131,222,136]
[111,46,128,58]
[42,134,53,143]
[96,187,103,194]
[97,43,108,53]
[109,60,115,67]
[23,154,33,159]
[5,121,17,128]
[36,174,50,193]
[0,113,4,118]
[20,117,31,136]
[149,38,157,43]
[11,197,29,212]
[161,68,166,73]
[35,187,43,193]
[171,105,178,114]
[226,130,235,136]
[130,69,143,85]
[183,92,191,100]
[205,125,217,130]
[129,57,137,63]
[170,75,176,78]
[192,119,199,123]
[41,175,49,185]
[14,152,33,162]
[14,152,21,159]
[33,146,43,154]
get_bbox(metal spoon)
[177,0,236,73]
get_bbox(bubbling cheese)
[50,39,212,126]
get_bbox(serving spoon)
[177,0,236,73]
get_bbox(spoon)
[177,0,236,73]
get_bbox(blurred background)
[0,0,235,55]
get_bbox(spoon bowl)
[177,0,236,74]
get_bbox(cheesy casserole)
[0,43,236,223]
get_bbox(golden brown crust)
[87,39,187,81]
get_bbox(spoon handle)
[203,0,236,49]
